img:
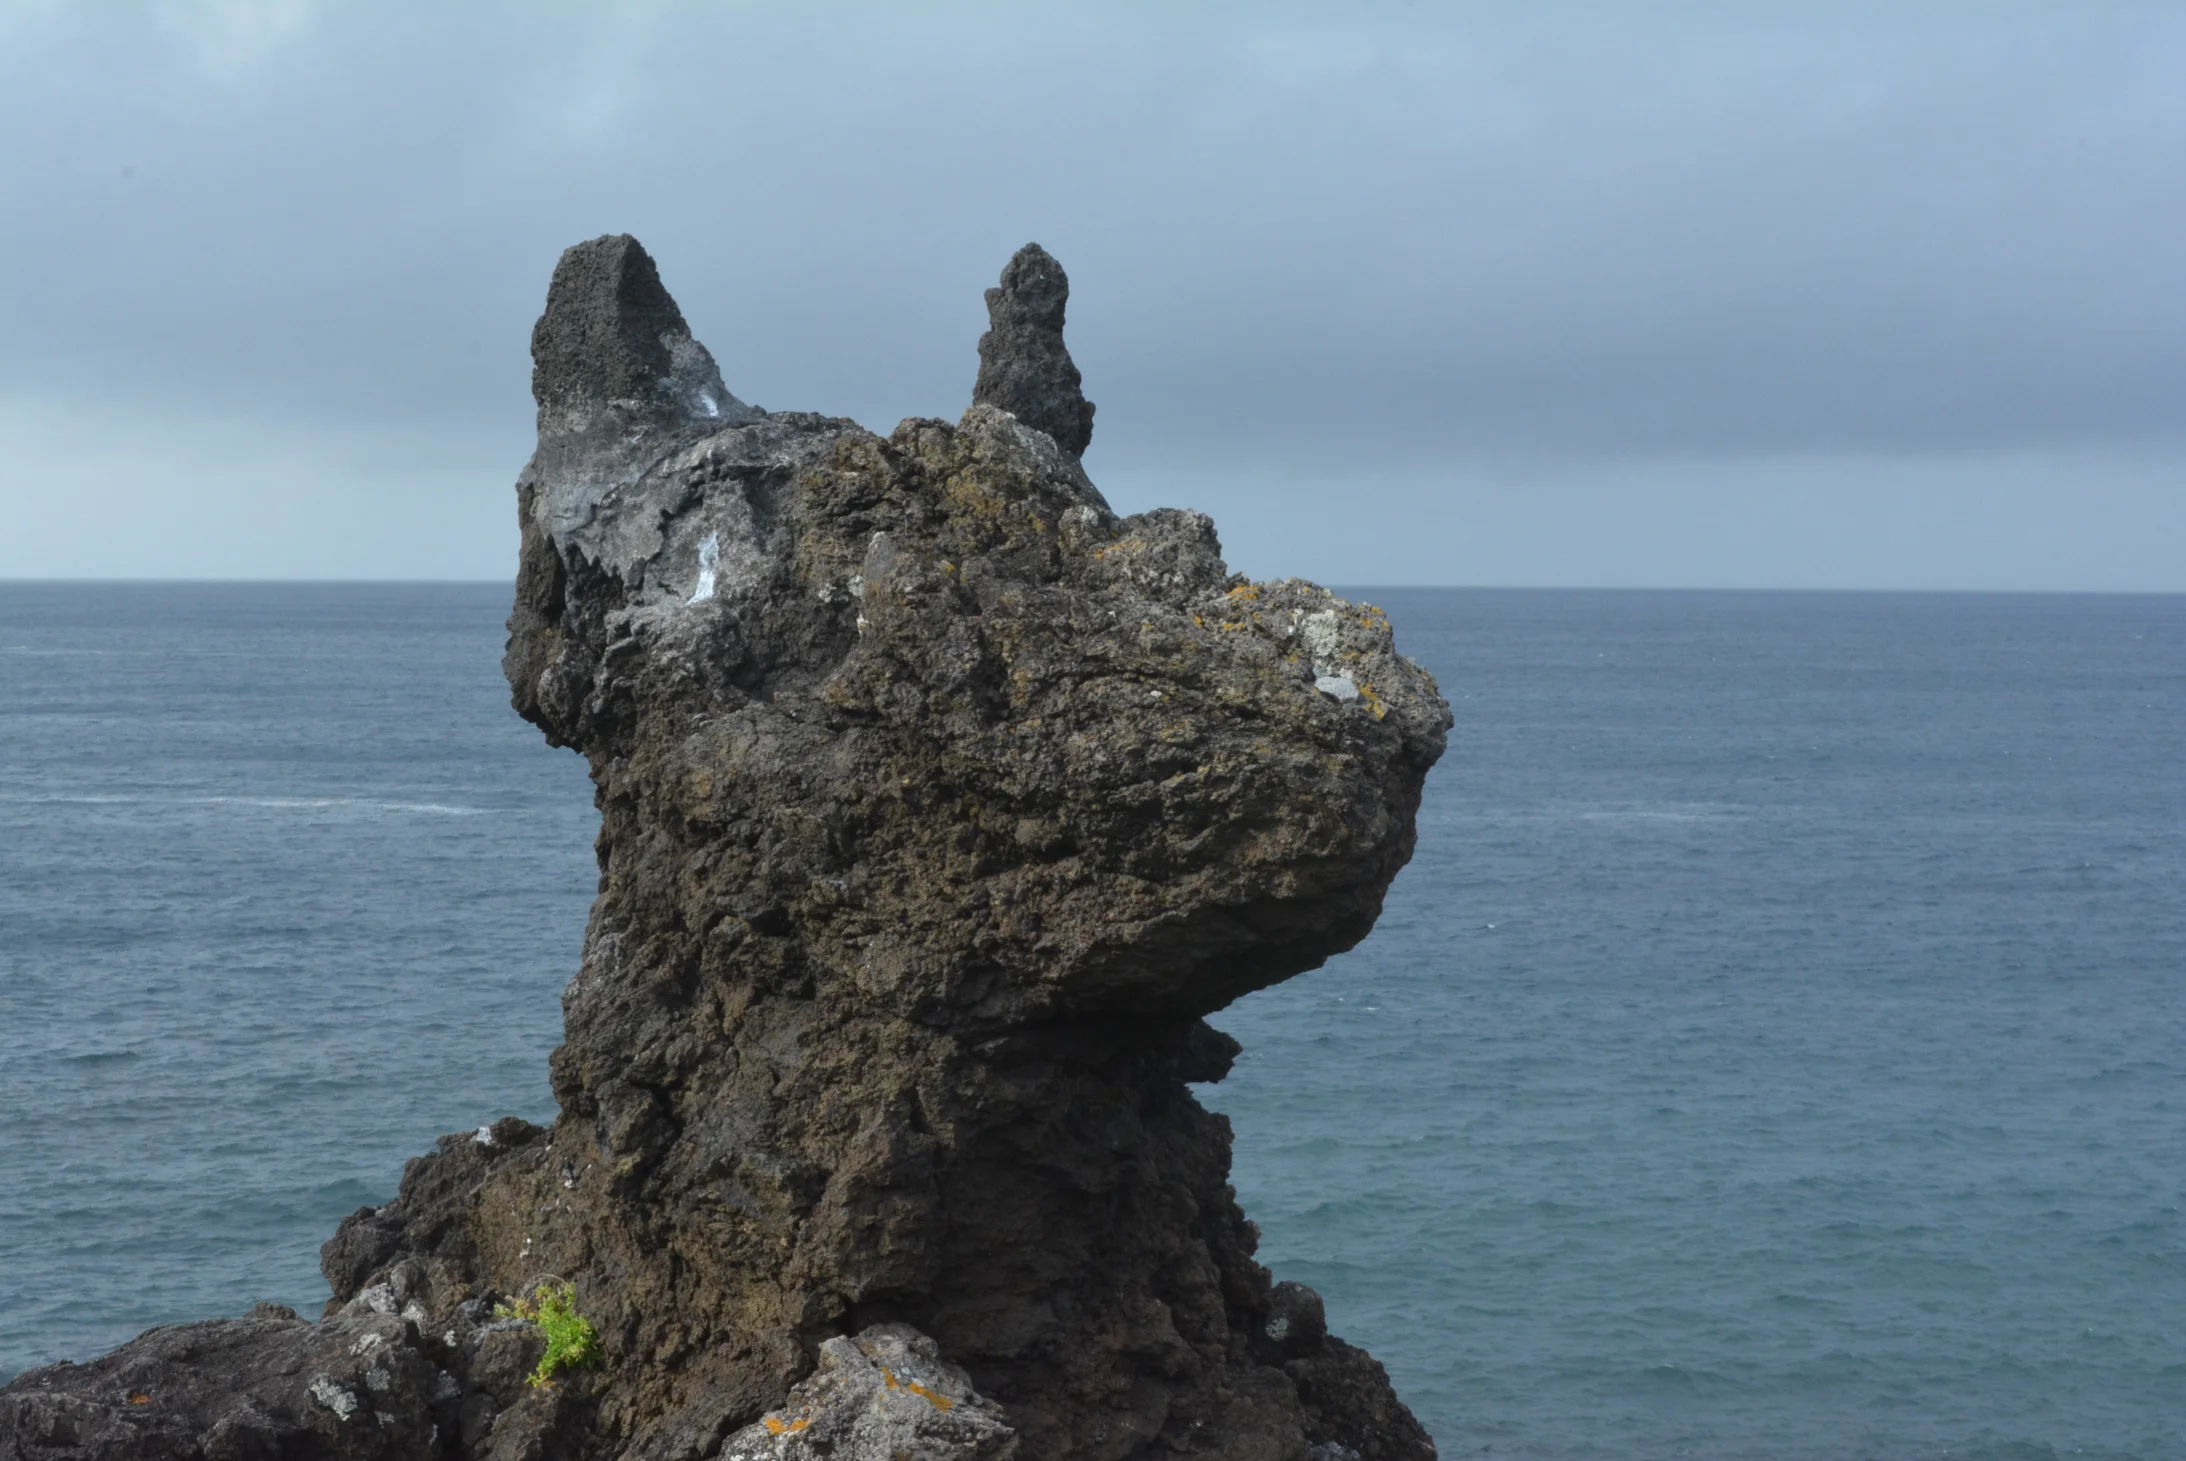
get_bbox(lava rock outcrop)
[972,241,1094,459]
[1,238,1449,1461]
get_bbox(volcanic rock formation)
[0,238,1450,1461]
[972,241,1095,459]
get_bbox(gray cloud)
[2,2,2180,583]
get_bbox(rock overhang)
[505,236,1450,1028]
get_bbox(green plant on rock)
[494,1280,602,1388]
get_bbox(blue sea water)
[2,583,2182,1460]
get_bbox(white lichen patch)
[1301,609,1343,675]
[308,1374,359,1420]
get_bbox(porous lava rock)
[0,238,1449,1461]
[973,242,1094,459]
[0,1284,585,1461]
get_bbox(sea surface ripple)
[3,583,2181,1461]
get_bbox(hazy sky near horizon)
[1,2,2180,588]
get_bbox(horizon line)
[3,578,2181,598]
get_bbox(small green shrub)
[494,1280,602,1388]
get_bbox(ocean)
[2,582,2180,1460]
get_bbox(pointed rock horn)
[531,234,695,413]
[973,242,1096,458]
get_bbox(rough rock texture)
[0,1281,586,1461]
[716,1324,1014,1460]
[973,242,1094,459]
[0,237,1448,1461]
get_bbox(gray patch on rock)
[349,1283,399,1316]
[523,233,764,561]
[716,1324,1015,1460]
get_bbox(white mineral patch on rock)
[690,532,720,604]
[1315,674,1359,702]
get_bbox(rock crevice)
[1,237,1449,1461]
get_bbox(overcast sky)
[2,1,2180,588]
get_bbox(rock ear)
[973,241,1096,458]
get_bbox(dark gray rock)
[1264,1282,1329,1358]
[973,242,1095,458]
[0,1310,454,1461]
[1283,1338,1436,1461]
[2,236,1448,1461]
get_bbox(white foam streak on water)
[2,646,154,656]
[3,793,487,815]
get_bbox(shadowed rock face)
[1,237,1448,1461]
